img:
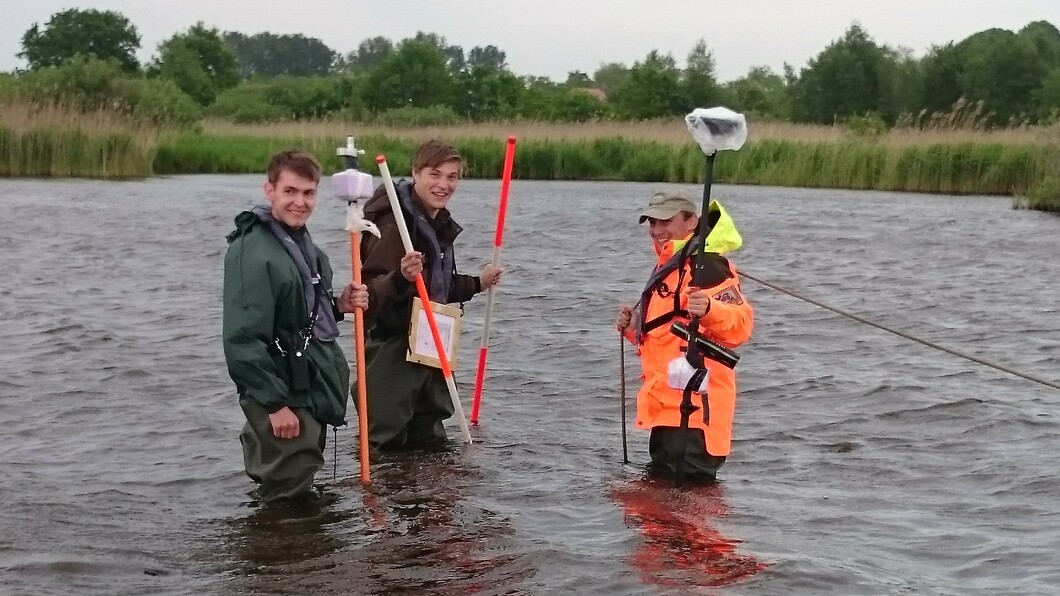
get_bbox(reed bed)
[155,132,1050,197]
[0,100,158,178]
[201,116,1048,149]
[1014,123,1060,212]
[2,99,1055,206]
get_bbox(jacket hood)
[225,206,270,243]
[653,200,742,259]
[702,200,742,254]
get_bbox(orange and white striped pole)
[375,155,473,444]
[471,136,516,425]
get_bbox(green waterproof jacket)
[222,210,350,427]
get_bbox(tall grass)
[2,100,1054,206]
[0,100,157,178]
[155,131,1049,196]
[190,108,1051,198]
[152,133,421,176]
[1015,123,1060,213]
[202,113,1048,149]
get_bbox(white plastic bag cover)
[685,107,748,155]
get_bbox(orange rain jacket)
[625,201,753,457]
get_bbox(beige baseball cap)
[638,191,698,224]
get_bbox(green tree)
[407,32,465,73]
[957,28,1047,122]
[263,76,347,118]
[362,39,450,111]
[17,56,123,104]
[728,66,791,119]
[223,32,337,78]
[550,89,609,121]
[343,36,393,73]
[791,24,895,123]
[18,9,140,72]
[207,82,285,122]
[210,75,349,121]
[565,71,593,88]
[514,79,608,121]
[593,62,629,97]
[918,43,965,115]
[448,45,521,120]
[467,45,507,71]
[1019,21,1060,65]
[451,66,523,120]
[13,56,201,126]
[153,23,239,105]
[915,23,1060,124]
[879,47,924,122]
[683,39,722,106]
[610,51,687,119]
[1039,68,1060,120]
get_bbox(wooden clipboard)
[407,297,462,369]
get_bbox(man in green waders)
[223,150,369,503]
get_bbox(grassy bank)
[2,99,1057,209]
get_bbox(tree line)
[4,8,1059,127]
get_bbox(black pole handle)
[691,153,716,289]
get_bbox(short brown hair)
[266,150,321,184]
[412,140,463,173]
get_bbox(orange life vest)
[629,236,753,456]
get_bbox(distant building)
[574,87,608,102]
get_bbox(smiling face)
[412,160,461,218]
[264,168,318,228]
[647,212,698,252]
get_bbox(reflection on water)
[610,476,768,590]
[220,447,534,594]
[225,494,353,573]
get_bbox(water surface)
[2,176,1058,594]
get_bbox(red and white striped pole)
[471,136,517,425]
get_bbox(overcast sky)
[2,1,1055,81]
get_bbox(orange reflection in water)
[610,478,768,590]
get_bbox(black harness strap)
[642,250,691,335]
[643,309,689,334]
[682,368,710,424]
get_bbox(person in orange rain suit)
[616,190,753,481]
